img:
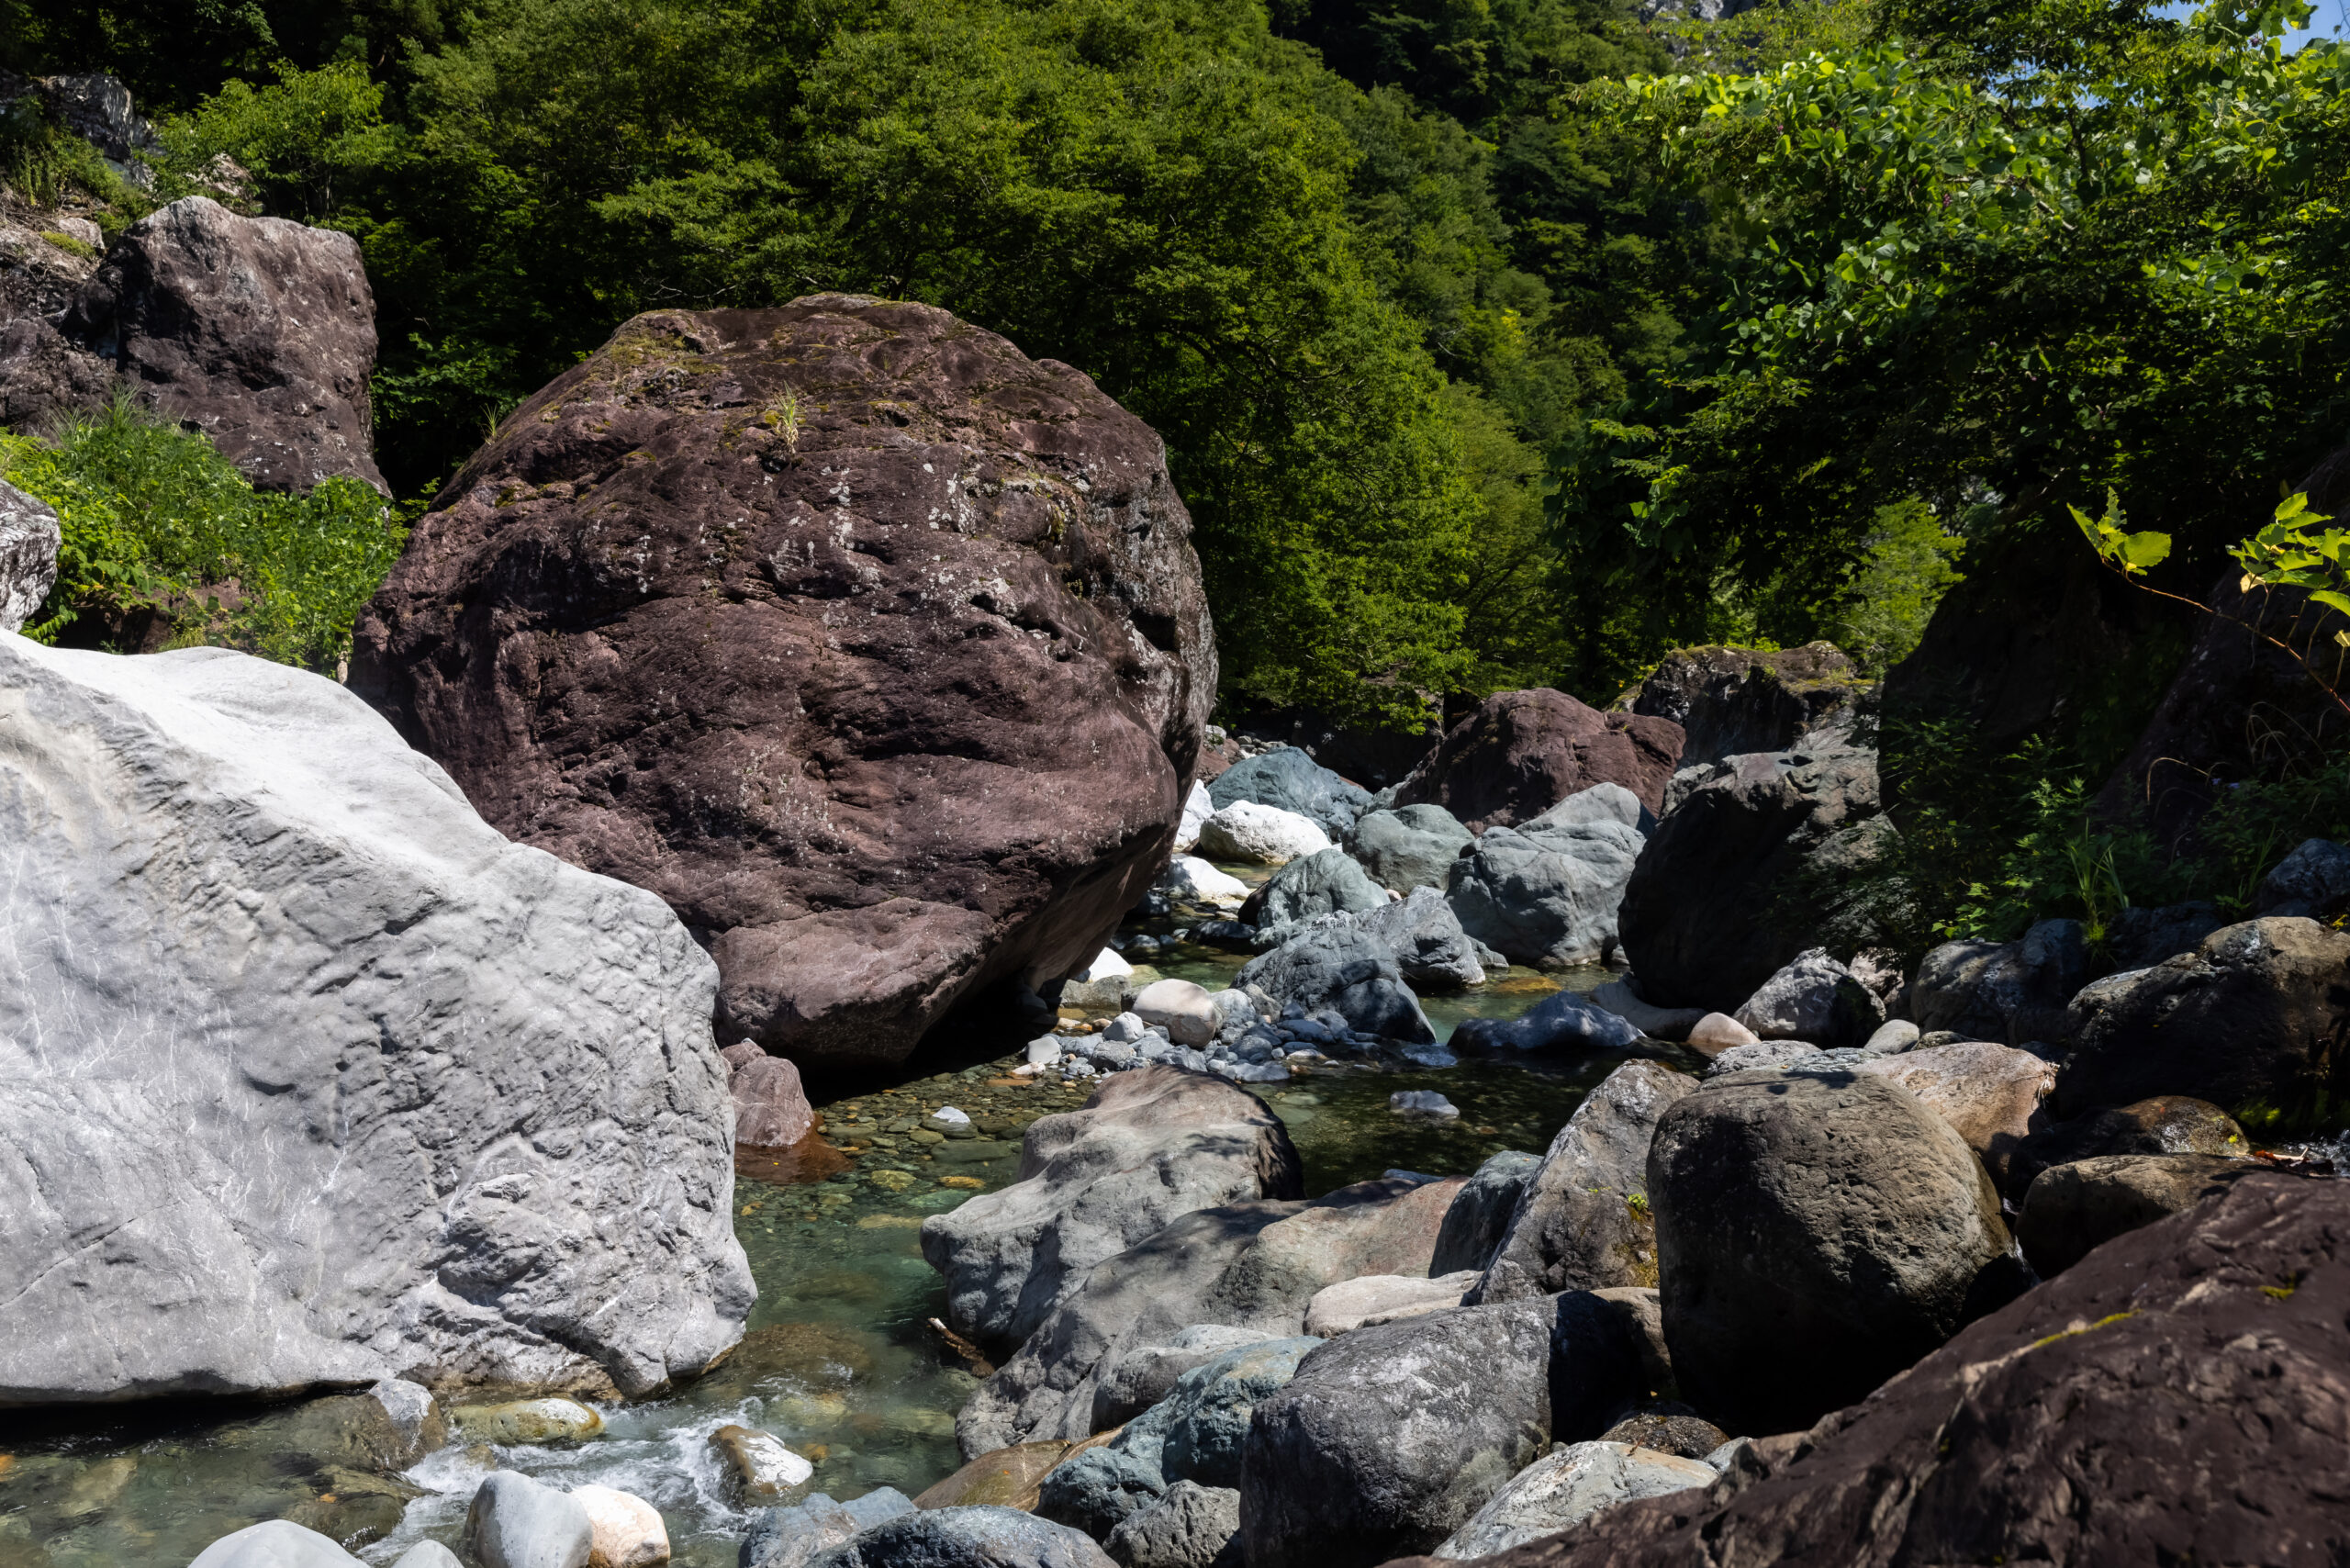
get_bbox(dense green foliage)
[1,402,408,671]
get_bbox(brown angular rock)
[1394,689,1683,829]
[2014,1152,2269,1277]
[721,1042,816,1148]
[1614,643,1865,768]
[2006,1094,2249,1195]
[352,297,1216,1069]
[1378,1174,2350,1568]
[30,196,386,491]
[1852,1042,2055,1192]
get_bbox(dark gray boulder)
[1103,1482,1240,1568]
[1472,1063,1696,1303]
[0,479,61,634]
[2105,900,2223,970]
[2006,1095,2248,1196]
[1208,747,1374,836]
[1617,747,1889,1013]
[1345,805,1473,893]
[1235,926,1433,1042]
[1616,644,1866,769]
[1091,1326,1275,1432]
[1447,790,1648,969]
[1239,1294,1648,1568]
[1647,1070,2016,1436]
[1910,919,2087,1046]
[2014,1153,2269,1277]
[1730,948,1884,1049]
[802,1508,1114,1568]
[744,1491,917,1568]
[2253,837,2350,920]
[1350,887,1485,991]
[1428,1150,1541,1275]
[1428,1440,1715,1559]
[921,1066,1303,1351]
[1246,848,1388,931]
[958,1176,1465,1454]
[2058,916,2350,1121]
[188,1521,367,1568]
[1452,988,1640,1055]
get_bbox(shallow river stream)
[1,916,1625,1568]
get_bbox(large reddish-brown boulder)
[1380,1172,2346,1568]
[1393,689,1683,829]
[2,196,385,492]
[352,297,1215,1069]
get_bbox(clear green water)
[0,878,1617,1568]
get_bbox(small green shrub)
[0,94,143,212]
[1,398,408,673]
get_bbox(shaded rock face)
[6,196,386,492]
[1344,804,1473,894]
[1617,747,1886,1013]
[803,1507,1114,1568]
[957,1176,1465,1455]
[1,478,62,633]
[2006,1095,2247,1196]
[1234,927,1433,1043]
[352,298,1215,1070]
[1472,1063,1695,1304]
[1386,1175,2350,1568]
[1427,1150,1540,1277]
[1239,1295,1647,1568]
[1911,918,2087,1046]
[922,1067,1304,1350]
[2014,1153,2270,1277]
[1647,1070,2013,1437]
[0,641,754,1406]
[1396,689,1684,830]
[2059,916,2350,1123]
[2255,835,2350,920]
[1617,644,1864,768]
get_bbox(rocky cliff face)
[352,297,1216,1069]
[0,636,752,1406]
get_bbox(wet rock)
[1911,920,2088,1046]
[1394,689,1684,829]
[466,1472,596,1568]
[802,1507,1114,1568]
[0,479,60,634]
[922,1066,1303,1349]
[1427,1149,1540,1275]
[1131,980,1217,1047]
[1091,1327,1275,1431]
[0,640,750,1406]
[1389,1091,1460,1123]
[1240,1294,1648,1568]
[1596,1410,1729,1461]
[573,1485,670,1568]
[1102,1481,1240,1568]
[1040,1338,1320,1534]
[2006,1095,2248,1195]
[1587,980,1707,1043]
[1206,747,1373,837]
[916,1447,1079,1512]
[1245,847,1388,934]
[393,1545,464,1568]
[1195,803,1330,866]
[2015,1153,2270,1277]
[1649,1070,2015,1436]
[188,1520,367,1568]
[711,1425,816,1505]
[352,298,1213,1071]
[1451,988,1639,1054]
[1473,1062,1695,1304]
[2059,916,2350,1119]
[1615,644,1865,769]
[959,1175,1466,1453]
[1431,1440,1716,1558]
[1397,1175,2349,1568]
[1343,805,1474,894]
[1730,949,1883,1050]
[1617,747,1888,1013]
[3,196,386,492]
[452,1398,607,1446]
[1303,1271,1478,1335]
[1235,926,1432,1043]
[1852,1043,2055,1191]
[744,1490,917,1568]
[722,1047,818,1148]
[1158,858,1248,909]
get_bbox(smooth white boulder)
[466,1472,595,1568]
[1173,780,1215,853]
[1194,802,1330,866]
[0,639,753,1405]
[1132,978,1217,1046]
[572,1484,670,1568]
[1158,855,1250,906]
